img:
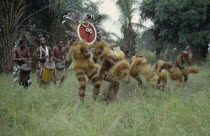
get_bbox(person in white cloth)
[36,37,51,82]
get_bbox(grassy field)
[0,63,210,136]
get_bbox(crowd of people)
[12,38,199,101]
[12,38,67,87]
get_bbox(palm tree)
[0,0,110,72]
[115,0,140,57]
[0,0,28,72]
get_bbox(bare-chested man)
[51,40,66,85]
[52,40,66,64]
[12,39,32,84]
[36,38,51,82]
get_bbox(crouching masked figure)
[68,41,102,101]
[170,50,199,83]
[12,39,32,88]
[93,41,130,100]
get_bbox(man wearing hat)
[12,39,32,85]
[36,37,52,83]
[51,40,67,85]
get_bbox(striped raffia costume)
[130,55,145,88]
[69,41,101,101]
[175,50,192,82]
[152,60,173,86]
[93,41,121,100]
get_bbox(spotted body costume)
[69,41,101,101]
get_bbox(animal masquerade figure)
[130,54,163,88]
[129,54,145,88]
[68,41,101,101]
[152,60,173,88]
[93,41,130,100]
[62,12,102,43]
[170,50,199,83]
[63,11,101,67]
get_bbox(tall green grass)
[0,66,209,136]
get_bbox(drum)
[41,61,55,83]
[19,64,31,87]
[55,63,65,81]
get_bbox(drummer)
[12,39,32,84]
[36,37,51,83]
[51,40,66,64]
[51,40,67,85]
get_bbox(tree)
[0,0,28,72]
[140,0,210,61]
[115,0,140,57]
[0,0,111,72]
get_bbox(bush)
[137,49,156,64]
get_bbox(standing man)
[51,40,66,64]
[12,39,32,84]
[51,40,66,85]
[36,37,51,83]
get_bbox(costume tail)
[111,59,131,81]
[170,68,182,81]
[159,71,167,82]
[183,66,199,75]
[139,64,151,77]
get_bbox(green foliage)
[116,0,139,20]
[140,0,210,60]
[115,0,142,57]
[1,66,209,135]
[137,49,156,63]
